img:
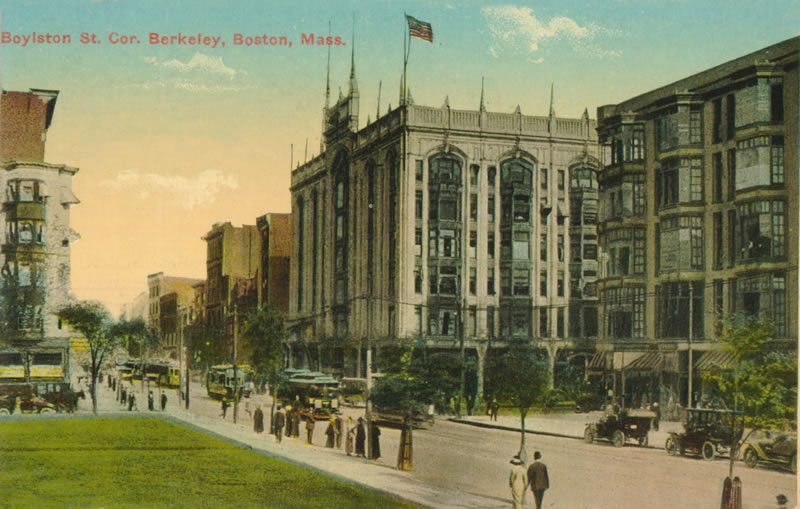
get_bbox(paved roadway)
[88,378,797,509]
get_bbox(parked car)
[0,384,57,415]
[741,431,797,473]
[584,407,655,447]
[665,408,738,460]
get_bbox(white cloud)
[482,5,621,59]
[103,169,239,209]
[144,53,241,79]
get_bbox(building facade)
[146,272,202,356]
[0,89,80,388]
[289,55,600,386]
[595,37,799,408]
[256,213,291,313]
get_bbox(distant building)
[120,291,148,322]
[0,88,80,388]
[594,37,798,408]
[288,52,600,387]
[256,213,291,313]
[146,272,203,356]
[202,222,258,359]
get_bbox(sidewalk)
[449,410,683,450]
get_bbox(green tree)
[485,340,550,462]
[57,301,114,414]
[241,306,285,426]
[703,316,797,478]
[109,318,157,392]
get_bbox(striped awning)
[625,351,663,371]
[588,352,606,370]
[694,350,735,371]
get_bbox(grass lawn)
[0,417,422,508]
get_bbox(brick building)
[594,37,798,408]
[256,213,291,313]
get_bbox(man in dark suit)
[527,450,549,509]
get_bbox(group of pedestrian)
[509,451,549,509]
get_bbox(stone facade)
[289,56,600,383]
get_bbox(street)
[84,377,796,509]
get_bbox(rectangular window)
[469,230,478,258]
[487,267,495,295]
[415,307,423,334]
[470,194,478,221]
[501,270,511,296]
[737,200,785,262]
[690,216,703,270]
[726,94,736,140]
[690,110,702,144]
[470,165,479,186]
[583,244,597,260]
[501,231,511,259]
[771,137,784,185]
[633,174,646,216]
[541,168,548,189]
[415,228,422,256]
[488,167,496,187]
[690,159,703,202]
[429,267,437,294]
[513,268,530,296]
[713,212,722,270]
[487,306,495,338]
[540,234,547,261]
[414,267,422,294]
[557,307,565,338]
[415,160,423,181]
[415,191,423,219]
[727,149,736,199]
[513,231,530,260]
[712,152,723,203]
[633,229,645,274]
[558,170,565,191]
[488,196,496,223]
[714,279,724,326]
[540,271,547,297]
[557,271,564,297]
[469,267,477,295]
[727,210,736,268]
[713,98,722,143]
[488,231,495,258]
[540,308,549,337]
[557,235,564,262]
[771,83,784,123]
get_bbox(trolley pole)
[688,283,694,409]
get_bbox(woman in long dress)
[509,456,527,509]
[345,417,355,455]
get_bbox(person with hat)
[305,413,316,445]
[325,418,336,448]
[345,417,355,455]
[253,405,264,434]
[334,414,344,449]
[509,455,528,509]
[355,417,366,457]
[527,451,549,509]
[274,406,285,442]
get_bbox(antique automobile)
[665,408,737,460]
[0,384,57,415]
[741,431,797,473]
[584,407,656,447]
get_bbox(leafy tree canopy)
[109,318,157,358]
[485,340,550,414]
[241,306,285,389]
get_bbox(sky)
[0,0,796,316]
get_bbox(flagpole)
[403,12,408,105]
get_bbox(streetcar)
[280,368,340,419]
[206,364,255,400]
[146,362,181,388]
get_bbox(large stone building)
[0,89,80,388]
[256,213,291,313]
[288,53,601,387]
[594,37,798,408]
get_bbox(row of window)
[417,305,573,339]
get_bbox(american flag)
[406,15,433,43]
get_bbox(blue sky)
[0,0,796,313]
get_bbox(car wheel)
[665,437,679,456]
[743,448,759,468]
[791,453,797,474]
[584,426,594,444]
[0,408,10,415]
[39,407,54,415]
[702,441,716,461]
[612,430,625,448]
[638,434,649,447]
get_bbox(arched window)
[500,158,534,224]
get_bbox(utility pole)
[688,283,694,409]
[178,306,183,404]
[365,295,373,460]
[233,300,239,424]
[458,301,465,418]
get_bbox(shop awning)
[694,350,735,371]
[625,351,663,371]
[588,352,606,370]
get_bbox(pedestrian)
[148,391,154,411]
[491,398,500,422]
[305,414,316,445]
[355,417,366,457]
[285,407,293,438]
[293,408,301,437]
[325,418,336,448]
[245,399,252,420]
[370,421,381,460]
[345,417,355,455]
[253,405,264,433]
[160,393,168,411]
[121,388,127,406]
[221,398,230,419]
[128,394,136,412]
[527,451,549,509]
[275,406,285,442]
[509,455,528,509]
[334,414,344,449]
